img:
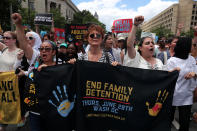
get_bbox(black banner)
[65,24,88,42]
[33,61,179,131]
[34,64,76,131]
[76,61,178,131]
[34,14,53,25]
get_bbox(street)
[6,103,197,131]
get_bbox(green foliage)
[180,30,194,38]
[19,8,36,30]
[72,10,106,30]
[50,8,67,29]
[0,0,22,31]
[151,26,173,38]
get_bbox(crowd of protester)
[0,13,197,131]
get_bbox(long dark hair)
[138,37,152,55]
[174,37,192,59]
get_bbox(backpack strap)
[1,47,8,53]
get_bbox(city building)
[94,12,99,20]
[22,0,79,21]
[141,0,197,34]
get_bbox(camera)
[15,67,21,74]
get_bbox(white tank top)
[0,48,20,72]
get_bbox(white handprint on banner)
[48,85,74,117]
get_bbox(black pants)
[171,105,192,131]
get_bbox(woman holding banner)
[12,13,58,131]
[123,16,163,70]
[0,31,21,131]
[78,24,118,66]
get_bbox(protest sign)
[113,19,133,33]
[34,14,53,25]
[0,72,21,124]
[54,28,65,41]
[76,61,178,131]
[34,61,178,131]
[65,24,88,42]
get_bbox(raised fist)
[194,26,197,32]
[177,23,184,29]
[11,13,22,25]
[17,50,24,60]
[134,16,144,26]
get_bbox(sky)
[72,0,178,31]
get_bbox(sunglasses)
[89,33,101,39]
[193,44,197,47]
[3,36,12,40]
[159,40,167,43]
[145,41,155,45]
[27,36,34,40]
[38,47,53,52]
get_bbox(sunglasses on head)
[3,36,12,40]
[27,36,34,40]
[38,47,53,52]
[89,33,101,39]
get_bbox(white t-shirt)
[123,50,163,70]
[167,55,197,106]
[0,48,21,72]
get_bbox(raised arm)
[127,16,144,59]
[11,13,34,60]
[111,26,118,48]
[51,18,55,33]
[176,23,184,37]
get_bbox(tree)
[180,29,194,38]
[19,7,36,30]
[0,0,22,31]
[72,10,106,30]
[151,26,173,38]
[50,8,67,29]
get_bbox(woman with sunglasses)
[14,31,42,76]
[66,42,78,60]
[123,16,163,70]
[0,31,21,72]
[0,31,21,131]
[12,13,57,131]
[78,24,118,65]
